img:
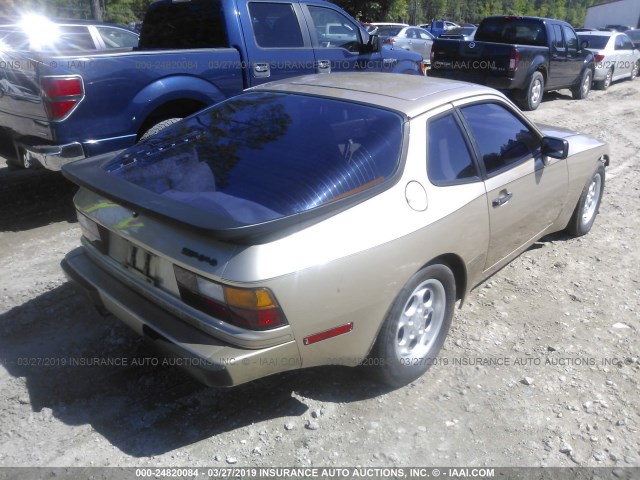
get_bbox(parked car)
[429,16,595,110]
[577,31,640,89]
[62,72,609,389]
[605,24,633,32]
[624,29,640,50]
[381,26,435,60]
[438,26,476,41]
[369,22,409,42]
[0,0,423,170]
[0,15,139,51]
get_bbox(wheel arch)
[136,98,208,141]
[424,253,468,304]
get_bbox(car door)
[406,28,431,58]
[614,34,633,79]
[302,3,382,73]
[458,102,569,271]
[562,25,585,88]
[238,1,316,85]
[548,23,569,88]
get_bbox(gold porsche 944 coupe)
[62,73,608,388]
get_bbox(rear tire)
[566,164,605,237]
[517,71,544,111]
[367,264,456,388]
[595,68,612,90]
[139,118,182,141]
[572,69,592,99]
[630,61,639,81]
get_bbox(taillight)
[385,37,395,44]
[40,76,84,121]
[508,48,520,72]
[174,265,288,331]
[430,48,436,63]
[594,54,605,62]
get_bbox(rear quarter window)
[105,92,404,225]
[139,0,228,48]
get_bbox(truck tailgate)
[0,52,49,122]
[431,39,517,76]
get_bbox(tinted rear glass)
[578,35,610,49]
[475,18,547,46]
[139,0,227,48]
[105,92,403,225]
[376,26,403,37]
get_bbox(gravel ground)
[0,79,638,470]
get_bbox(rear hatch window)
[577,35,609,49]
[104,92,403,226]
[475,18,547,46]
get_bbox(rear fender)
[131,75,227,133]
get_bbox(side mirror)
[365,33,380,53]
[541,136,569,159]
[580,40,589,49]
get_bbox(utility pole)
[90,0,103,21]
[411,0,419,26]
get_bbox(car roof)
[250,73,501,119]
[371,22,409,27]
[578,31,616,37]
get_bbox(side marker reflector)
[303,323,353,346]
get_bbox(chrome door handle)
[492,191,513,207]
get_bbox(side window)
[54,26,96,51]
[139,0,228,49]
[460,103,540,175]
[621,35,634,50]
[96,27,139,48]
[249,3,304,48]
[418,29,433,40]
[308,6,361,52]
[563,26,578,52]
[615,34,632,50]
[552,24,564,51]
[427,113,479,184]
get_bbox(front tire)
[367,264,456,388]
[517,71,544,111]
[572,69,592,99]
[566,164,605,237]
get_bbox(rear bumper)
[61,247,302,387]
[428,67,517,90]
[21,141,86,171]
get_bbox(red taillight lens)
[174,266,288,331]
[40,76,84,120]
[508,48,520,72]
[594,54,605,62]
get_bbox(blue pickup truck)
[0,0,424,170]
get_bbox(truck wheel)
[572,69,592,99]
[595,68,612,90]
[366,264,456,388]
[517,71,544,111]
[139,118,182,141]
